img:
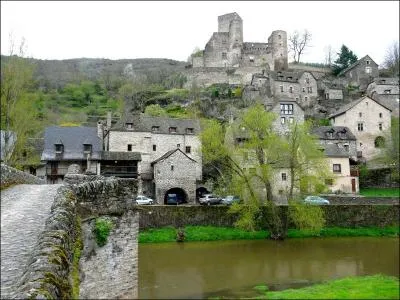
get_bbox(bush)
[94,218,113,246]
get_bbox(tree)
[0,36,40,166]
[381,117,399,183]
[288,30,312,63]
[201,105,328,240]
[323,45,335,66]
[332,45,358,75]
[383,41,400,77]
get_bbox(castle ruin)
[191,12,288,71]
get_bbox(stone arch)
[164,188,188,205]
[374,136,385,148]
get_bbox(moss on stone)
[40,272,72,299]
[71,216,83,299]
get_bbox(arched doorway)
[374,136,385,148]
[164,188,188,205]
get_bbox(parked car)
[166,193,186,205]
[303,196,330,205]
[199,194,221,205]
[221,195,240,205]
[135,195,154,205]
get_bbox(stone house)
[41,126,102,183]
[338,55,379,91]
[366,77,400,116]
[268,99,305,135]
[329,96,392,161]
[318,80,344,101]
[105,114,202,204]
[322,144,359,194]
[311,126,357,161]
[192,12,288,71]
[151,148,198,204]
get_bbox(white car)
[304,196,330,205]
[135,195,154,205]
[199,194,221,205]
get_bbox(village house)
[41,126,102,183]
[103,113,202,204]
[268,99,305,135]
[366,77,400,116]
[338,55,379,91]
[329,96,392,161]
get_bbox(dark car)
[166,193,186,205]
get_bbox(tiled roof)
[41,126,102,161]
[312,126,356,141]
[151,148,196,165]
[328,96,392,118]
[113,113,201,135]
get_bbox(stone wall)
[1,163,45,188]
[136,204,399,230]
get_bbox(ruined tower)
[268,30,288,71]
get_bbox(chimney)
[107,111,112,129]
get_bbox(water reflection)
[139,237,399,299]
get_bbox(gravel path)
[1,184,61,298]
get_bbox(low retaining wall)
[12,177,139,299]
[136,205,400,230]
[324,195,399,205]
[1,163,45,188]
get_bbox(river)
[138,237,399,299]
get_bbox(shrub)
[94,218,113,247]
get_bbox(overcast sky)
[1,1,399,66]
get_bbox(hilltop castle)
[191,12,288,71]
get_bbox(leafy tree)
[288,30,312,63]
[381,117,399,183]
[332,45,358,76]
[201,105,328,239]
[144,104,168,117]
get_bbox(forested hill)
[0,55,187,90]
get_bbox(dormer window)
[186,128,194,134]
[83,144,92,153]
[55,144,64,153]
[152,126,160,132]
[126,122,133,129]
[384,89,391,94]
[169,127,177,133]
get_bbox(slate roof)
[338,55,377,76]
[312,126,356,141]
[101,151,141,161]
[151,148,197,166]
[270,70,317,83]
[323,144,349,158]
[113,113,201,135]
[41,126,102,161]
[328,96,392,118]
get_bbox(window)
[333,164,341,173]
[186,128,194,134]
[281,173,287,181]
[55,144,64,153]
[281,117,286,124]
[379,123,383,131]
[365,67,371,74]
[127,144,132,151]
[222,52,227,59]
[171,165,174,171]
[305,96,308,101]
[280,85,284,92]
[379,113,382,118]
[366,60,370,65]
[384,89,391,94]
[177,144,180,148]
[83,144,92,153]
[153,144,156,151]
[151,126,159,132]
[302,87,305,92]
[359,112,362,117]
[289,86,293,93]
[306,77,310,84]
[325,93,329,100]
[357,123,364,131]
[344,144,349,152]
[295,97,299,101]
[289,117,294,124]
[169,127,177,133]
[185,146,191,154]
[126,122,133,129]
[280,104,293,115]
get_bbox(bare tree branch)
[288,30,312,63]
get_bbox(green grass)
[360,187,399,197]
[254,274,399,299]
[139,225,399,243]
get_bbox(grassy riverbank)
[252,274,399,299]
[359,187,399,197]
[138,225,399,243]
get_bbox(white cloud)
[1,1,399,66]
